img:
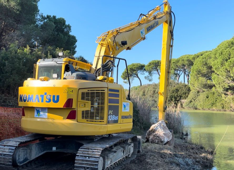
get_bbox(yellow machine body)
[19,0,173,136]
[0,1,174,169]
[19,76,132,136]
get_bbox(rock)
[146,120,172,144]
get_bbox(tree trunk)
[156,69,160,77]
[177,75,180,83]
[186,74,190,84]
[183,71,185,83]
[136,74,142,86]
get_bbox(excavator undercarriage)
[0,133,141,170]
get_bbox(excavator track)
[0,133,141,170]
[75,134,139,170]
[0,133,45,169]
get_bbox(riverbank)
[123,138,214,170]
[181,108,234,114]
[152,107,234,114]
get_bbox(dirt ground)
[123,138,214,170]
[0,137,214,170]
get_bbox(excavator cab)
[38,63,62,79]
[34,58,93,80]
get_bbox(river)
[150,110,234,170]
[181,110,234,170]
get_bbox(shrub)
[168,83,190,107]
[165,105,183,135]
[131,96,151,134]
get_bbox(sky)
[38,0,234,89]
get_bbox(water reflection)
[181,111,234,170]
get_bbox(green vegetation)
[165,108,183,135]
[121,63,145,86]
[0,0,39,49]
[130,82,188,134]
[130,81,190,109]
[0,0,86,107]
[185,37,234,111]
[0,0,77,54]
[39,15,77,54]
[144,60,161,81]
[1,1,233,113]
[131,97,151,134]
[168,83,190,107]
[127,37,234,111]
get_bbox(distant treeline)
[127,37,234,111]
[130,81,190,109]
[121,51,202,86]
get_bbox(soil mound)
[123,138,213,170]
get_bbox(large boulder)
[146,120,172,144]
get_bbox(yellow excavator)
[0,1,175,169]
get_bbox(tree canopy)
[170,58,183,83]
[39,15,77,54]
[0,0,82,106]
[168,83,190,107]
[0,0,77,54]
[121,63,145,86]
[0,45,41,96]
[185,37,234,111]
[0,0,39,48]
[145,60,161,81]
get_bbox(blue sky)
[38,0,234,88]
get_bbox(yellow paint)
[19,1,172,137]
[92,2,170,71]
[20,79,133,136]
[92,0,173,121]
[96,76,107,81]
[18,87,77,108]
[158,1,172,121]
[106,77,114,83]
[96,76,114,83]
[39,76,50,81]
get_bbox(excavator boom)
[93,0,174,121]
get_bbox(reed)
[165,103,184,134]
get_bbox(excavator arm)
[92,0,174,121]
